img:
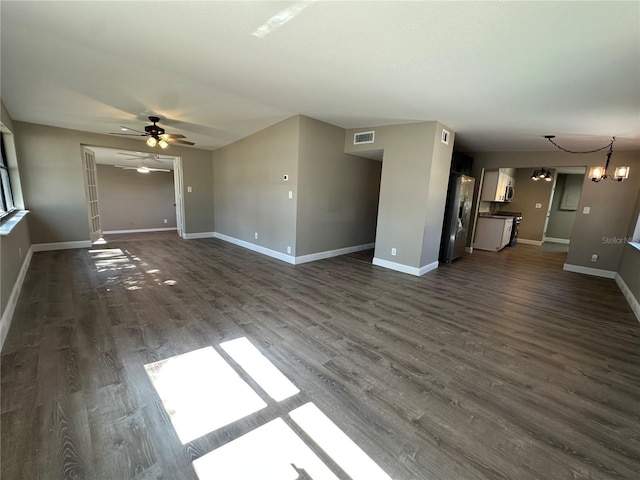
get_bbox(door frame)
[173,156,185,238]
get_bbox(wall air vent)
[354,131,375,145]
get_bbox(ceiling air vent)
[354,131,375,145]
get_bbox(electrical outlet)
[255,232,258,240]
[583,206,590,214]
[391,248,397,256]
[187,186,192,193]
[164,218,168,224]
[535,203,542,209]
[287,246,291,254]
[288,191,293,199]
[591,254,598,262]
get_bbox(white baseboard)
[32,240,92,252]
[418,261,439,276]
[1,246,33,351]
[615,274,640,323]
[295,243,374,265]
[103,227,177,234]
[213,232,295,264]
[373,257,438,276]
[563,263,616,279]
[544,237,570,245]
[183,232,216,240]
[517,238,543,246]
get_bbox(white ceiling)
[2,1,639,153]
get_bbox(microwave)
[504,185,514,202]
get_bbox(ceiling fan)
[110,116,195,148]
[114,153,173,173]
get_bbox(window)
[0,134,16,218]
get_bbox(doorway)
[543,167,586,248]
[81,146,184,242]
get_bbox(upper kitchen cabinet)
[481,168,516,202]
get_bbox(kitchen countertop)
[478,214,515,219]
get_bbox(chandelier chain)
[546,136,615,154]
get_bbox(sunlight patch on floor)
[146,337,394,479]
[192,418,339,480]
[144,346,267,444]
[221,337,300,402]
[290,402,393,480]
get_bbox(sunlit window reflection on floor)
[221,337,299,401]
[192,418,339,480]
[290,403,393,480]
[144,347,267,443]
[146,338,394,479]
[90,249,136,273]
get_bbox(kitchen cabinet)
[473,216,513,251]
[481,169,515,202]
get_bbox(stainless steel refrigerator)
[440,174,475,263]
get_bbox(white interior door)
[173,157,185,238]
[82,146,102,243]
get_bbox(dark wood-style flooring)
[2,233,639,479]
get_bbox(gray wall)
[345,122,454,270]
[296,116,381,256]
[473,150,640,272]
[12,121,214,244]
[545,174,583,240]
[213,116,299,254]
[96,164,177,231]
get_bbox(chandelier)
[544,135,629,182]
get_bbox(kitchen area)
[474,168,523,252]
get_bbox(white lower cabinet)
[474,217,513,251]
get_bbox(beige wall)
[213,116,299,254]
[12,122,214,244]
[421,122,456,266]
[96,164,177,231]
[473,150,640,272]
[501,168,555,242]
[1,102,32,348]
[545,174,583,240]
[618,189,640,309]
[345,122,454,270]
[296,116,381,256]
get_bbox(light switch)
[288,191,293,199]
[535,203,542,209]
[187,186,192,193]
[583,206,590,214]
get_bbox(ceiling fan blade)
[119,125,147,135]
[160,133,186,139]
[114,165,138,169]
[148,168,171,172]
[109,132,146,137]
[166,138,195,146]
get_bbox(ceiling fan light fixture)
[146,136,157,147]
[137,166,150,173]
[158,139,169,149]
[531,167,552,182]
